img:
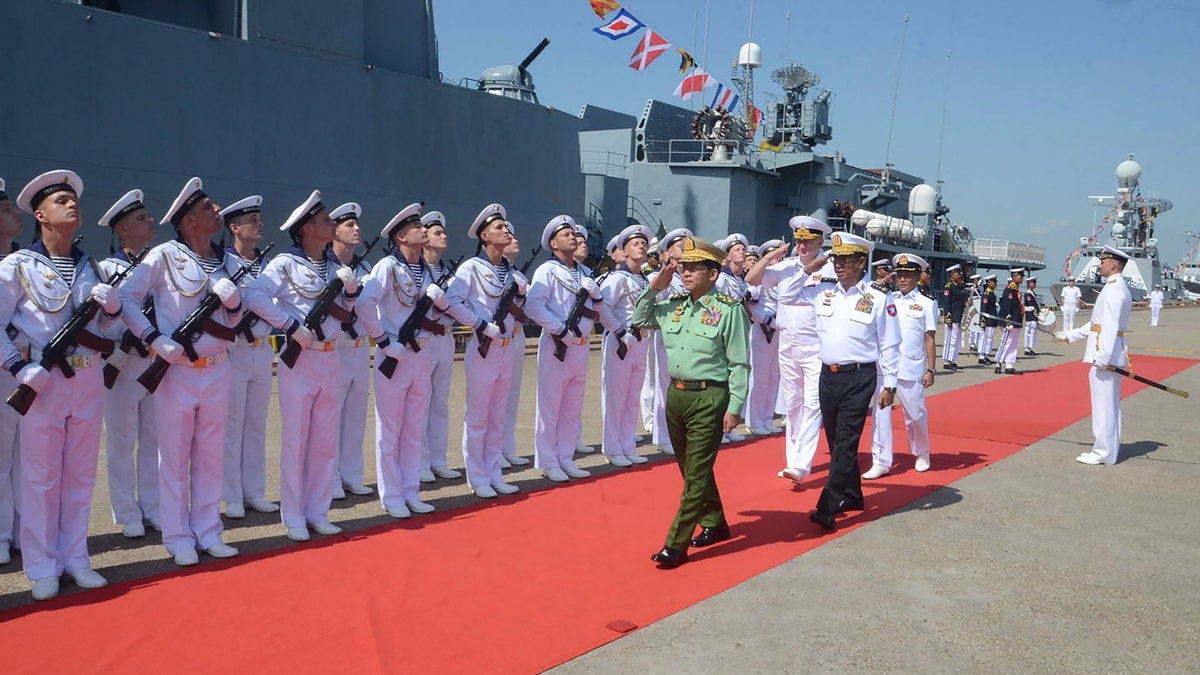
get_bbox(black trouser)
[815,364,877,515]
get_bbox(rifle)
[477,246,541,358]
[551,255,612,362]
[378,255,464,379]
[8,246,148,415]
[278,237,377,369]
[137,243,273,393]
[226,246,276,344]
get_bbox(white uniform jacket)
[801,277,902,388]
[1063,274,1131,367]
[525,259,598,337]
[599,265,649,333]
[223,248,274,344]
[357,253,436,343]
[243,245,354,343]
[444,255,521,336]
[888,288,937,382]
[761,258,836,345]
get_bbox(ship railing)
[972,238,1045,265]
[580,151,628,178]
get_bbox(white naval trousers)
[1150,305,1161,326]
[374,344,433,510]
[639,335,657,433]
[1062,306,1078,332]
[222,341,273,506]
[156,359,231,556]
[462,337,514,491]
[870,377,930,469]
[277,349,340,530]
[534,332,590,471]
[980,326,996,357]
[601,332,649,459]
[777,340,823,472]
[1023,321,1039,350]
[105,352,160,526]
[995,326,1021,366]
[502,331,527,460]
[0,370,22,550]
[422,331,456,471]
[941,323,962,362]
[745,324,780,429]
[1087,365,1122,464]
[19,366,102,580]
[334,340,370,488]
[649,333,672,447]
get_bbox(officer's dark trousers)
[815,364,876,516]
[664,385,729,550]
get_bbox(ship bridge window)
[80,0,244,39]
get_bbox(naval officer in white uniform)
[1148,284,1164,327]
[1059,277,1082,332]
[499,226,534,469]
[743,239,784,435]
[598,224,652,467]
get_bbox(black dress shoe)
[808,511,836,531]
[650,546,688,569]
[994,366,1002,374]
[690,523,731,548]
[1005,367,1020,375]
[835,497,865,513]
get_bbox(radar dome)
[1116,156,1141,189]
[737,43,762,67]
[908,184,938,216]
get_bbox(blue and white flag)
[592,8,644,41]
[711,83,739,111]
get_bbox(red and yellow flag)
[589,0,621,19]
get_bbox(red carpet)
[0,356,1192,674]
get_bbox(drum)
[1038,307,1056,327]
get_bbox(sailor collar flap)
[161,241,223,297]
[13,249,98,313]
[469,256,511,296]
[388,256,427,306]
[547,259,582,293]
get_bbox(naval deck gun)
[476,38,550,104]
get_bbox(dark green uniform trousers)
[663,385,730,550]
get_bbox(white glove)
[336,266,358,294]
[151,336,189,365]
[212,278,241,310]
[382,339,406,360]
[581,277,602,301]
[17,363,50,394]
[90,283,121,314]
[105,349,130,371]
[290,324,315,349]
[515,277,528,296]
[482,322,503,339]
[620,330,637,347]
[425,284,449,310]
[1053,330,1068,342]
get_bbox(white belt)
[28,349,98,370]
[338,337,367,349]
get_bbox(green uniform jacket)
[632,285,750,415]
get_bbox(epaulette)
[1007,281,1018,289]
[714,292,739,305]
[870,281,890,293]
[669,292,688,301]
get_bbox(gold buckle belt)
[306,340,338,352]
[1090,325,1125,336]
[824,361,875,373]
[338,337,366,349]
[671,378,726,391]
[28,349,97,370]
[247,337,267,348]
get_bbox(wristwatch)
[884,387,897,395]
[925,368,936,374]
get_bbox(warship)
[1050,156,1173,305]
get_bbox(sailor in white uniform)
[327,202,374,500]
[97,190,161,538]
[443,203,523,499]
[639,237,661,435]
[1148,284,1164,326]
[865,253,937,478]
[1055,246,1133,465]
[0,178,22,566]
[244,190,357,541]
[714,234,751,443]
[418,211,466,481]
[1,171,120,599]
[499,226,533,469]
[645,228,693,455]
[526,215,603,482]
[1059,277,1082,332]
[598,224,652,467]
[744,239,784,435]
[119,177,243,567]
[358,203,439,518]
[571,221,597,455]
[744,216,835,485]
[219,195,280,519]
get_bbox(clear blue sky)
[434,0,1199,277]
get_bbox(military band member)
[967,273,983,354]
[977,275,998,364]
[1022,275,1041,356]
[632,236,749,569]
[98,190,161,538]
[598,224,652,467]
[643,228,693,455]
[871,258,894,293]
[419,211,467,479]
[715,233,750,443]
[744,216,834,485]
[744,239,783,436]
[500,227,533,469]
[244,190,357,541]
[940,264,967,370]
[1148,284,1164,327]
[120,177,243,567]
[1059,277,1082,332]
[0,178,21,565]
[865,254,936,479]
[802,233,900,531]
[328,202,374,499]
[918,267,934,299]
[526,215,602,482]
[220,195,280,519]
[443,203,523,499]
[1,171,120,598]
[358,203,438,518]
[994,268,1025,375]
[1055,247,1132,465]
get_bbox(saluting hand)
[804,254,828,276]
[650,259,678,291]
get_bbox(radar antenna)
[764,63,832,151]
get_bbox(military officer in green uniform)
[632,236,749,569]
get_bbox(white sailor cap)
[382,202,423,239]
[946,264,962,273]
[0,177,7,202]
[969,273,981,280]
[421,211,445,229]
[746,245,760,257]
[99,189,146,227]
[789,215,831,240]
[329,202,361,224]
[983,274,997,282]
[573,221,588,238]
[1009,267,1026,276]
[719,233,748,252]
[280,190,325,233]
[469,203,506,239]
[891,253,928,272]
[162,177,206,227]
[219,195,263,223]
[760,238,785,254]
[871,258,892,269]
[618,224,650,249]
[647,236,660,253]
[1026,276,1038,283]
[606,234,621,254]
[829,232,873,256]
[542,214,577,250]
[660,227,694,253]
[1099,245,1131,262]
[18,169,83,214]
